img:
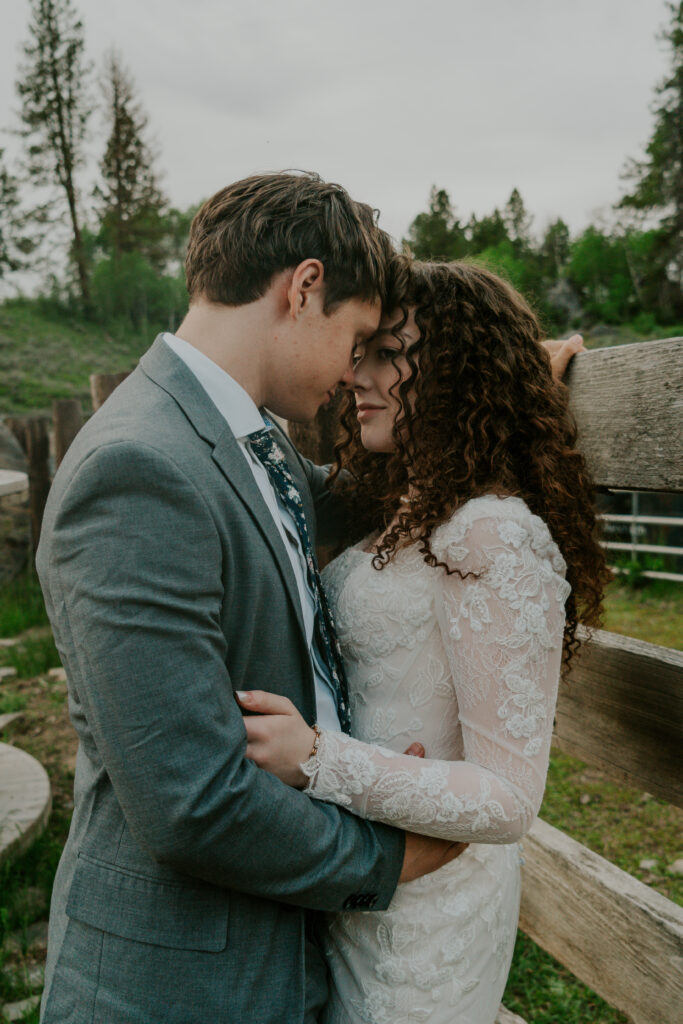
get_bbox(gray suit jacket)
[37,337,404,1024]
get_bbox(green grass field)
[0,299,155,413]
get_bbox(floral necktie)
[248,423,351,733]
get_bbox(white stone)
[496,1007,527,1024]
[667,858,683,876]
[639,858,657,870]
[0,745,51,865]
[0,666,17,680]
[2,995,41,1021]
[26,963,45,992]
[0,470,28,498]
[0,638,18,648]
[47,667,67,683]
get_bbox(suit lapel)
[140,337,308,642]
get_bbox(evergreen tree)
[404,186,467,260]
[540,219,571,280]
[96,50,168,268]
[0,150,24,278]
[467,208,508,251]
[504,187,533,253]
[619,1,683,318]
[16,0,92,307]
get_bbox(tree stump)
[90,372,130,412]
[53,398,84,468]
[0,423,30,583]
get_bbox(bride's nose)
[349,360,370,392]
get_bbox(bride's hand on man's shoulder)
[542,334,585,380]
[236,690,315,788]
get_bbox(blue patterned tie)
[248,422,351,733]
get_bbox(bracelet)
[309,723,322,760]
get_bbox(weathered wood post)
[5,415,51,554]
[90,372,129,412]
[53,399,84,468]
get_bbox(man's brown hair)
[185,171,391,310]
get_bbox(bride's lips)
[356,403,385,421]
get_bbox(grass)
[0,298,156,414]
[504,932,627,1024]
[601,577,683,650]
[0,632,61,680]
[0,574,680,1023]
[0,572,49,638]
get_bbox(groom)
[36,172,471,1024]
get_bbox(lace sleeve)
[301,504,570,844]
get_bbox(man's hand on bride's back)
[399,833,469,883]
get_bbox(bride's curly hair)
[329,258,610,671]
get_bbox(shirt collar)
[163,332,267,440]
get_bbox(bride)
[238,259,608,1024]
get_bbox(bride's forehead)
[375,307,420,344]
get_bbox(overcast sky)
[0,0,673,244]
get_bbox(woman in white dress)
[239,260,609,1024]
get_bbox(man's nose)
[338,363,356,389]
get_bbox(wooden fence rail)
[528,339,683,1024]
[566,336,683,491]
[554,628,683,808]
[520,819,683,1024]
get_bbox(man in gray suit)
[36,172,465,1023]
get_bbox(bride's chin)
[359,429,396,455]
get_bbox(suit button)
[343,892,378,911]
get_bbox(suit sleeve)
[38,440,404,911]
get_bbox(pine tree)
[404,187,468,261]
[467,209,508,252]
[619,1,683,316]
[16,0,92,307]
[95,51,167,268]
[540,219,571,280]
[504,188,533,253]
[0,150,23,278]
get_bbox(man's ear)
[286,259,325,318]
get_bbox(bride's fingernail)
[236,691,249,702]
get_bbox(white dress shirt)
[163,332,342,733]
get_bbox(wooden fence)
[2,374,126,554]
[293,336,683,1024]
[515,337,683,1024]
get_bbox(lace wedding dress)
[305,495,571,1024]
